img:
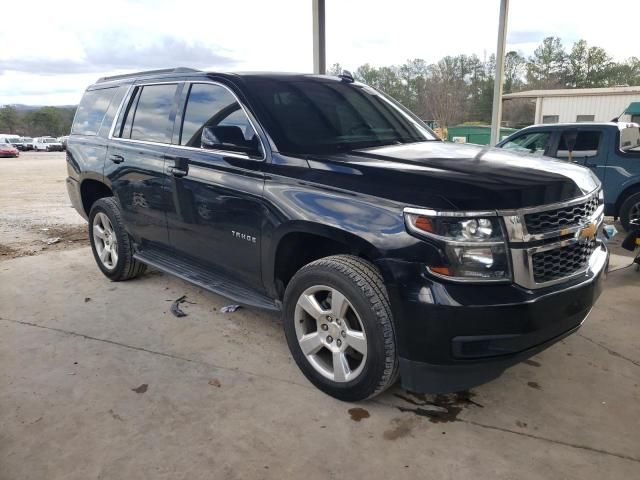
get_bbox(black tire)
[88,197,146,281]
[619,192,640,231]
[283,255,398,401]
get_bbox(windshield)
[22,137,33,142]
[620,126,640,152]
[244,77,436,154]
[43,138,58,143]
[7,137,20,143]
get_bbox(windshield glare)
[246,77,436,154]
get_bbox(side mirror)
[201,126,221,150]
[201,126,263,159]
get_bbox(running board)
[134,247,280,312]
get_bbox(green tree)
[0,106,21,134]
[504,51,526,93]
[526,36,567,88]
[567,40,613,87]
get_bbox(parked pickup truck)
[66,68,608,401]
[498,122,640,230]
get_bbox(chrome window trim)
[107,80,266,161]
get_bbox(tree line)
[0,105,75,137]
[329,37,640,128]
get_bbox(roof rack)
[96,67,202,83]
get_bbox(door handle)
[109,154,125,164]
[167,166,188,178]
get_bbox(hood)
[306,141,599,211]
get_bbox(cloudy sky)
[1,0,637,105]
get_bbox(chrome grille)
[532,238,597,283]
[524,194,599,234]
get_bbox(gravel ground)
[0,151,87,260]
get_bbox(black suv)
[67,68,608,401]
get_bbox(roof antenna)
[339,70,354,83]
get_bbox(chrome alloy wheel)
[92,212,118,270]
[294,285,368,382]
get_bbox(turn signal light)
[414,215,434,233]
[429,266,452,276]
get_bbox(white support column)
[535,97,543,124]
[490,0,509,146]
[312,0,326,74]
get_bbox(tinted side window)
[557,131,601,159]
[97,86,128,138]
[129,84,178,143]
[180,83,261,156]
[501,131,551,157]
[72,87,117,135]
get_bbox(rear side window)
[119,84,178,143]
[557,131,601,158]
[72,87,118,135]
[97,86,129,138]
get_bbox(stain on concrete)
[524,359,541,367]
[527,381,541,390]
[394,390,483,423]
[516,420,528,428]
[208,379,221,388]
[383,417,415,440]
[348,407,370,422]
[131,384,148,394]
[84,297,91,303]
[108,409,124,421]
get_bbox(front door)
[164,82,267,291]
[105,82,181,248]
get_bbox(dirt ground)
[0,151,87,260]
[0,151,638,479]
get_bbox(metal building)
[503,86,640,124]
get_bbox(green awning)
[625,102,640,115]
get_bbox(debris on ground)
[84,297,91,302]
[221,304,241,313]
[44,237,61,245]
[170,295,188,317]
[131,384,148,394]
[208,379,222,387]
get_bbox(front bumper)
[379,242,608,393]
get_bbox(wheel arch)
[266,221,384,300]
[80,179,113,218]
[614,180,640,216]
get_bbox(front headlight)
[404,209,511,282]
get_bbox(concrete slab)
[1,248,639,479]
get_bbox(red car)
[0,143,19,158]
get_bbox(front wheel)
[283,255,398,401]
[88,197,146,281]
[620,192,640,231]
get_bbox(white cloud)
[0,0,637,105]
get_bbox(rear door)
[163,81,267,290]
[105,82,181,248]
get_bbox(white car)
[32,137,64,152]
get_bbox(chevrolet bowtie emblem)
[578,222,597,239]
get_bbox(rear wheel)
[620,192,640,231]
[283,255,398,401]
[88,197,146,281]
